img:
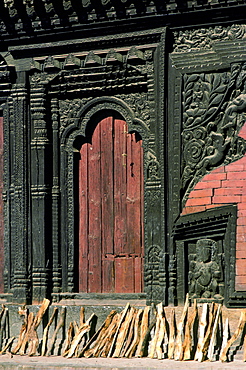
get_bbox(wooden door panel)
[100,117,114,256]
[114,119,127,255]
[87,123,102,293]
[79,115,144,293]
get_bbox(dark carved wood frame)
[168,34,246,307]
[2,27,168,304]
[173,205,238,308]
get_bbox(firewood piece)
[0,307,8,351]
[243,329,246,362]
[112,306,135,357]
[183,299,198,361]
[220,317,229,356]
[95,313,120,357]
[139,316,156,358]
[156,305,168,360]
[125,309,143,358]
[41,307,58,356]
[108,303,130,357]
[80,307,85,327]
[62,322,74,357]
[0,337,15,355]
[168,308,176,359]
[82,310,117,358]
[149,302,166,359]
[46,306,66,356]
[174,293,189,361]
[135,306,150,357]
[198,302,216,362]
[194,303,209,361]
[66,313,95,358]
[19,311,35,355]
[220,310,246,362]
[12,307,28,355]
[207,304,222,361]
[27,298,50,356]
[120,308,137,357]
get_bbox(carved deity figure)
[189,239,222,299]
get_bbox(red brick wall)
[182,124,246,291]
[0,117,3,293]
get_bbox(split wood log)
[112,306,135,358]
[148,302,167,360]
[207,304,222,361]
[183,299,198,361]
[135,306,150,357]
[174,293,189,361]
[156,305,168,360]
[27,298,50,356]
[168,308,176,359]
[11,307,28,355]
[66,313,95,358]
[243,329,246,362]
[125,308,143,358]
[107,303,130,358]
[62,322,74,357]
[46,306,66,356]
[80,307,85,327]
[220,310,246,362]
[82,310,117,358]
[148,304,161,359]
[19,311,35,355]
[0,307,8,351]
[41,307,58,356]
[95,313,120,357]
[139,315,156,358]
[0,336,15,355]
[198,302,216,362]
[194,303,209,361]
[220,317,229,357]
[120,308,137,357]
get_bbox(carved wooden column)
[10,72,30,303]
[30,75,52,303]
[51,98,61,300]
[144,30,167,305]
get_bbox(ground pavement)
[0,355,245,370]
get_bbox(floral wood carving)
[173,24,246,53]
[182,62,246,204]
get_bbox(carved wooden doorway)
[78,115,144,293]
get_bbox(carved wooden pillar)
[30,77,52,303]
[10,73,30,303]
[51,98,61,300]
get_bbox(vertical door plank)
[102,258,115,293]
[88,123,102,292]
[101,117,115,292]
[115,257,134,293]
[126,133,142,255]
[79,143,89,292]
[114,119,127,255]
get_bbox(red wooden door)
[79,116,144,293]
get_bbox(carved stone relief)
[182,62,246,204]
[189,239,224,300]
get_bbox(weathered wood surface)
[220,310,246,362]
[79,117,144,294]
[174,294,189,361]
[183,299,198,361]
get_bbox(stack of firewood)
[0,296,246,362]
